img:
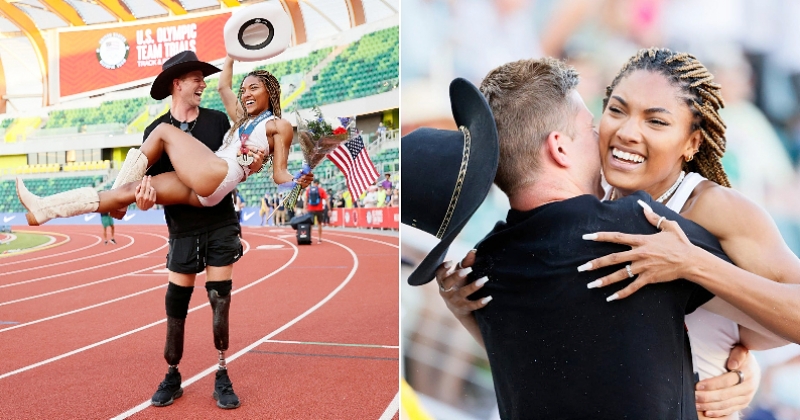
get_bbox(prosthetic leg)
[206,280,240,409]
[151,282,193,407]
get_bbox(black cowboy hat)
[150,50,222,100]
[401,78,499,286]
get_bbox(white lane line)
[0,236,288,381]
[0,285,166,333]
[112,235,359,420]
[326,232,398,248]
[262,340,399,349]
[0,238,249,326]
[0,234,102,267]
[378,392,399,420]
[0,234,136,276]
[0,233,167,290]
[0,263,165,307]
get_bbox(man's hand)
[247,146,266,173]
[695,344,759,417]
[135,176,157,211]
[434,250,491,318]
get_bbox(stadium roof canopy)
[0,0,397,113]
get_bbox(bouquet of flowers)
[281,107,352,211]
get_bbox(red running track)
[0,225,399,419]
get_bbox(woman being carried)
[16,56,313,226]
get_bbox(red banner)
[329,208,399,229]
[58,12,231,98]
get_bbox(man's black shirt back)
[469,191,731,420]
[144,108,238,238]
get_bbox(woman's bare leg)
[97,172,203,212]
[140,124,228,197]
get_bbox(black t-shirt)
[144,107,238,238]
[469,191,730,420]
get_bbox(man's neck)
[170,101,200,122]
[507,177,589,212]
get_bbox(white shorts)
[197,157,244,207]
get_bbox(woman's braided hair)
[225,69,282,147]
[603,47,730,187]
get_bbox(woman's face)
[240,75,271,116]
[599,70,701,198]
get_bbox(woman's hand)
[578,200,700,301]
[296,173,314,189]
[435,250,491,318]
[695,344,759,418]
[246,146,266,173]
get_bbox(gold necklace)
[610,171,686,203]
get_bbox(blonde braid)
[603,47,731,187]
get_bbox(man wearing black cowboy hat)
[401,61,755,419]
[137,50,264,410]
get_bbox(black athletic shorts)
[166,223,243,274]
[309,211,324,225]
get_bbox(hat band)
[436,126,471,239]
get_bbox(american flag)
[328,134,379,198]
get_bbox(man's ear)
[545,131,570,168]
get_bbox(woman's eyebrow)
[612,95,672,115]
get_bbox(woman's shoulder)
[684,180,769,241]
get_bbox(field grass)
[0,232,52,254]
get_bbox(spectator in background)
[274,193,286,226]
[101,212,116,245]
[376,122,387,140]
[259,192,272,227]
[381,173,393,191]
[708,47,795,209]
[305,180,328,244]
[295,194,305,216]
[342,190,354,208]
[363,185,379,208]
[390,188,399,207]
[335,191,345,209]
[376,185,387,208]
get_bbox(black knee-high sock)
[164,282,193,366]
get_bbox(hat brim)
[407,78,499,286]
[150,61,222,100]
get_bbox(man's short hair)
[480,58,580,196]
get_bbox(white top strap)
[664,172,705,213]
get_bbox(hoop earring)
[685,153,695,162]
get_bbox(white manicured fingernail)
[587,280,603,289]
[475,276,489,287]
[606,293,619,302]
[577,262,592,272]
[458,267,473,276]
[481,296,493,304]
[637,200,653,213]
[582,233,598,240]
[444,261,455,270]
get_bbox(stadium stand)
[0,175,103,213]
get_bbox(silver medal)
[237,153,254,166]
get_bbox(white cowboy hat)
[224,2,292,62]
